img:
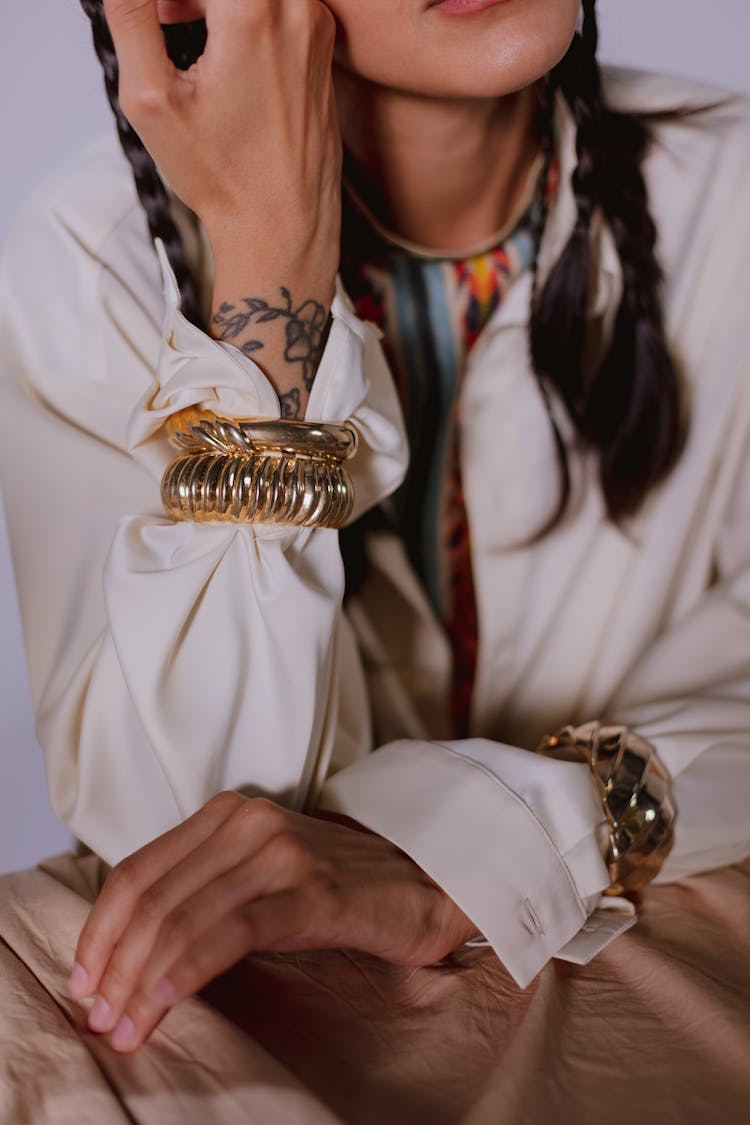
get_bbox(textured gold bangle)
[165,409,358,462]
[536,721,676,896]
[161,450,354,528]
[161,411,357,528]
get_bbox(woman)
[0,0,748,1071]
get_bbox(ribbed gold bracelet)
[161,410,357,528]
[536,721,676,895]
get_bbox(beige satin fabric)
[1,853,748,1125]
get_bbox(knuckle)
[209,789,245,812]
[224,800,259,840]
[251,796,285,821]
[120,83,172,122]
[133,883,168,927]
[201,792,245,828]
[104,0,151,25]
[103,857,138,901]
[265,831,309,876]
[237,797,287,836]
[158,908,195,953]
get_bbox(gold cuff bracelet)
[536,721,676,896]
[161,410,357,528]
[165,408,358,461]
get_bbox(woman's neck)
[334,72,541,252]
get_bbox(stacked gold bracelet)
[536,721,676,895]
[161,408,357,528]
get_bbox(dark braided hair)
[531,0,686,526]
[80,0,686,531]
[79,0,207,329]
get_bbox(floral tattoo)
[213,289,330,396]
[278,388,302,419]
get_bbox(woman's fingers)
[71,791,244,1000]
[108,890,317,1053]
[71,795,476,1053]
[203,0,334,80]
[88,817,340,1050]
[114,828,323,1004]
[156,0,206,23]
[103,0,173,95]
[83,799,287,1032]
[101,0,341,274]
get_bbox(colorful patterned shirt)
[339,168,548,735]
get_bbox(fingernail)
[69,962,89,998]
[152,977,176,1006]
[110,1015,136,1052]
[88,995,113,1033]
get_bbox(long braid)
[79,1,207,330]
[527,85,573,537]
[531,0,686,524]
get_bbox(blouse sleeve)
[319,538,750,988]
[0,179,406,866]
[607,441,750,884]
[319,344,750,991]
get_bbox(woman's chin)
[332,0,579,103]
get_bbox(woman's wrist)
[208,244,338,418]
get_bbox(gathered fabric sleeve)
[0,187,406,867]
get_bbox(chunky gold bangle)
[160,411,357,528]
[162,450,354,527]
[536,721,676,896]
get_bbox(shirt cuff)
[319,738,624,988]
[125,238,407,521]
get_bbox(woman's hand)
[104,0,342,411]
[106,0,341,266]
[70,792,478,1053]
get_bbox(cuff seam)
[431,739,587,920]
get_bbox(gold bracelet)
[161,411,357,528]
[161,451,354,527]
[165,409,358,462]
[536,721,676,895]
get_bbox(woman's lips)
[427,0,510,14]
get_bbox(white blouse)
[1,68,748,989]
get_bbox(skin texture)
[326,0,580,249]
[73,794,478,1051]
[73,0,583,1053]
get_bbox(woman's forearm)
[99,0,343,417]
[209,240,338,419]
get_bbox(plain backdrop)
[1,1,748,873]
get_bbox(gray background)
[0,0,747,872]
